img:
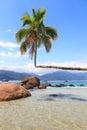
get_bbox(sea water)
[1,80,87,86]
[41,80,87,87]
[5,80,87,86]
[0,87,87,130]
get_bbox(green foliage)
[16,28,26,42]
[16,8,58,66]
[21,13,31,26]
[20,41,29,55]
[45,26,58,40]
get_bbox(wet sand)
[0,87,87,130]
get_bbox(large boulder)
[0,82,31,101]
[21,76,40,89]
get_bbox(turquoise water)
[41,80,87,86]
[1,80,87,86]
[47,80,87,86]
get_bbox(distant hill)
[40,71,87,80]
[0,70,87,81]
[0,70,37,81]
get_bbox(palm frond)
[37,37,42,48]
[42,35,51,52]
[32,8,36,19]
[16,28,27,42]
[34,8,46,25]
[16,27,34,42]
[29,43,35,58]
[37,8,46,20]
[20,41,29,55]
[45,26,58,40]
[21,13,31,26]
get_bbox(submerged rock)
[79,84,84,87]
[0,82,31,101]
[49,94,58,97]
[55,84,67,87]
[21,76,40,89]
[69,84,75,87]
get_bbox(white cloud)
[0,52,21,58]
[0,41,18,48]
[1,61,87,75]
[38,61,87,68]
[0,63,57,75]
[57,61,87,68]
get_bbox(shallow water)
[41,80,87,86]
[0,87,87,130]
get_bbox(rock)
[38,83,52,89]
[0,82,31,101]
[49,94,58,97]
[69,84,75,87]
[38,84,47,89]
[55,84,67,87]
[79,84,84,87]
[21,76,40,89]
[45,83,52,86]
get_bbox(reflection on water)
[0,88,87,130]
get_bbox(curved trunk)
[36,65,87,71]
[34,40,87,71]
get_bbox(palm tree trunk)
[36,65,87,71]
[34,41,87,71]
[34,40,37,67]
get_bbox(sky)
[0,0,87,75]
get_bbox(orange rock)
[0,82,31,101]
[38,84,47,89]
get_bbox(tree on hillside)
[16,8,87,71]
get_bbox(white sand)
[0,87,87,130]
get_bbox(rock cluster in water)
[0,76,48,101]
[21,76,50,89]
[0,76,85,101]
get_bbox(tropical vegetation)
[16,8,57,67]
[16,8,87,71]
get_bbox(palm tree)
[16,8,87,71]
[16,8,57,67]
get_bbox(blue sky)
[0,0,87,75]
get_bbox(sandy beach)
[0,87,87,130]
